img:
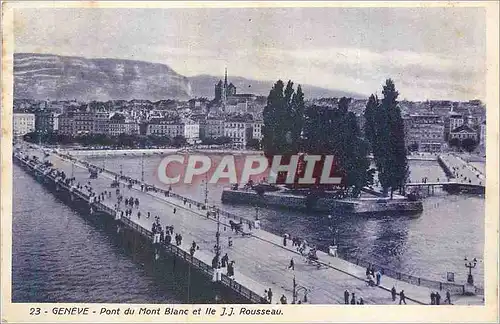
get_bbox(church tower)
[222,68,228,106]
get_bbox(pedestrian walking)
[288,258,295,270]
[147,211,150,219]
[344,290,350,304]
[227,261,235,278]
[391,286,397,301]
[435,291,441,305]
[228,237,233,248]
[350,293,356,305]
[221,253,229,267]
[267,288,273,303]
[173,207,177,214]
[399,290,406,304]
[358,297,364,305]
[444,291,451,305]
[375,270,382,286]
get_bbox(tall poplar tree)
[365,79,408,198]
[262,80,304,157]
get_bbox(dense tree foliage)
[262,80,304,157]
[302,99,373,197]
[363,79,408,198]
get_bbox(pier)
[13,148,484,305]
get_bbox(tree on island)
[246,138,261,150]
[461,138,478,153]
[364,79,408,198]
[302,98,373,197]
[262,80,304,157]
[262,80,305,184]
[449,137,460,149]
[172,135,187,148]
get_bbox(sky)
[14,6,486,101]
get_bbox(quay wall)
[58,148,178,157]
[221,189,422,215]
[13,154,265,304]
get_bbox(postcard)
[1,1,498,323]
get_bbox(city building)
[449,113,465,133]
[58,112,75,135]
[108,113,139,136]
[13,113,35,137]
[251,120,264,141]
[449,124,479,141]
[205,118,225,139]
[224,120,249,149]
[93,111,110,134]
[147,118,199,144]
[404,114,445,152]
[182,118,200,144]
[35,111,59,133]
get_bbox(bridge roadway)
[28,149,483,305]
[439,154,485,186]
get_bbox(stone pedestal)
[464,283,476,296]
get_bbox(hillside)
[14,53,192,101]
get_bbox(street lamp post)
[215,210,221,258]
[255,207,259,220]
[292,275,309,304]
[141,153,145,182]
[464,257,477,285]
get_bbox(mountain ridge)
[14,53,365,101]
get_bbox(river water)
[12,154,485,302]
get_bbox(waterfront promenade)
[23,148,483,305]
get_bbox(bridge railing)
[119,215,266,304]
[337,252,469,294]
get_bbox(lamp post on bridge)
[327,215,339,257]
[292,275,309,304]
[141,153,145,182]
[464,257,477,285]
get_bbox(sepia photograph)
[1,1,499,323]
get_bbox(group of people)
[211,253,235,279]
[431,290,452,305]
[365,265,383,287]
[150,217,182,246]
[390,286,407,304]
[262,288,290,305]
[124,197,140,209]
[343,290,365,305]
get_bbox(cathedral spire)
[224,67,228,87]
